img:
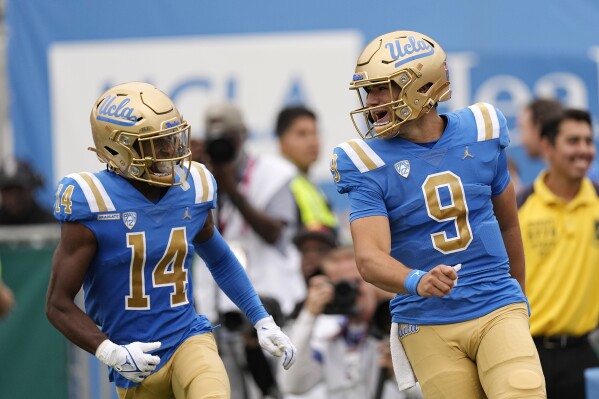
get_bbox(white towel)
[390,323,417,391]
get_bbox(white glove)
[255,316,296,370]
[95,339,162,382]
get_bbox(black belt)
[533,334,588,349]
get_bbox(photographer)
[279,246,412,399]
[199,102,305,398]
[203,102,305,317]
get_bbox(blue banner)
[6,0,599,207]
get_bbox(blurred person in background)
[0,158,54,225]
[518,98,563,159]
[275,105,338,237]
[518,108,599,399]
[189,122,210,166]
[202,102,305,398]
[279,245,419,399]
[331,30,545,398]
[46,82,295,399]
[287,224,338,324]
[205,102,305,318]
[284,225,338,398]
[0,259,15,318]
[518,98,599,181]
[507,157,523,195]
[293,224,338,284]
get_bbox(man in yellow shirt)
[518,108,599,398]
[275,105,338,235]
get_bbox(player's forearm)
[355,248,411,294]
[194,228,269,324]
[46,298,107,354]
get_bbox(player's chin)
[147,172,176,186]
[374,123,401,139]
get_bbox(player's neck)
[398,111,446,143]
[128,179,169,203]
[543,171,583,202]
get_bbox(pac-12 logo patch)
[123,212,137,230]
[394,160,410,178]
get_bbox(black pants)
[534,336,599,399]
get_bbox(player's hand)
[95,340,161,382]
[416,265,458,298]
[304,275,334,316]
[255,316,297,370]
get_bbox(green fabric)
[0,244,68,399]
[290,175,338,229]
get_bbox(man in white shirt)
[279,246,422,399]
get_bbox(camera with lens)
[206,134,237,165]
[323,279,359,315]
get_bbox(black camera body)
[206,135,237,165]
[323,279,359,315]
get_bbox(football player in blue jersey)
[46,82,296,399]
[330,31,546,398]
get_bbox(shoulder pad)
[54,172,116,222]
[337,139,385,173]
[188,162,216,204]
[467,103,509,148]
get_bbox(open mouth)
[372,109,391,126]
[571,157,591,169]
[151,161,173,176]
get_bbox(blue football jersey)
[53,162,216,388]
[332,103,527,325]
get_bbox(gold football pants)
[116,332,230,399]
[398,303,546,398]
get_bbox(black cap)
[0,159,44,190]
[293,225,338,248]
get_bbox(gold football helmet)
[89,82,192,186]
[349,30,451,139]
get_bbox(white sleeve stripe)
[190,163,215,204]
[201,163,215,202]
[468,104,486,142]
[485,103,501,139]
[66,172,116,213]
[67,173,99,212]
[189,166,203,204]
[84,172,116,211]
[469,103,500,141]
[339,139,385,173]
[339,142,368,173]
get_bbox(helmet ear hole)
[417,82,433,94]
[104,146,119,156]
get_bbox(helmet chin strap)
[175,165,191,191]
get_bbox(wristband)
[404,269,427,296]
